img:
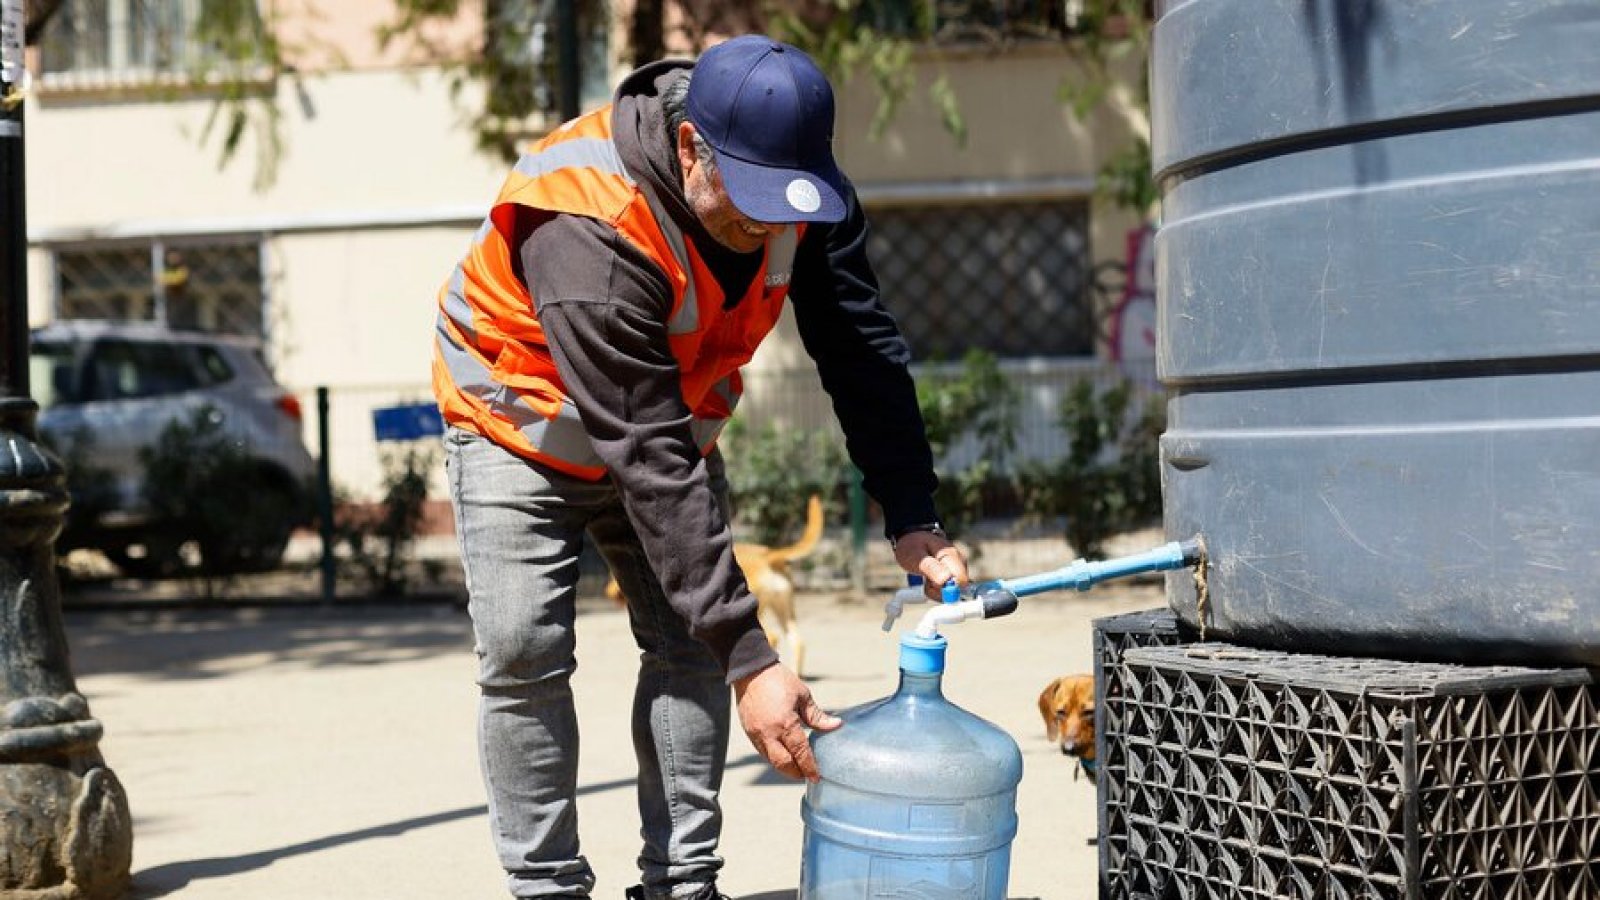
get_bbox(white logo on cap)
[786,179,822,214]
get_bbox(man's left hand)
[893,531,971,601]
[733,663,842,781]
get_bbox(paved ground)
[64,581,1168,900]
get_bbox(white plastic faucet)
[913,598,987,638]
[902,580,991,638]
[881,575,931,631]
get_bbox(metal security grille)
[54,244,155,323]
[39,0,215,79]
[1099,634,1600,900]
[868,200,1092,360]
[487,0,612,113]
[53,240,266,338]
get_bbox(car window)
[196,346,236,386]
[29,342,78,408]
[86,340,203,401]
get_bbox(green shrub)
[140,406,306,583]
[1019,377,1165,560]
[915,349,1021,537]
[332,443,438,597]
[720,419,846,545]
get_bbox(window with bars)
[52,241,266,339]
[868,199,1093,360]
[38,0,258,83]
[485,0,612,118]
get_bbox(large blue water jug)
[799,633,1023,899]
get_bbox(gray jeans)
[445,428,730,899]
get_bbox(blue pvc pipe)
[997,539,1201,597]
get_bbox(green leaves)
[776,0,1154,212]
[332,444,438,597]
[189,0,284,190]
[915,349,1020,535]
[721,419,846,546]
[1018,376,1164,560]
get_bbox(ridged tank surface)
[1155,0,1600,664]
[798,660,1023,899]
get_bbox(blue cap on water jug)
[899,632,947,673]
[941,580,960,604]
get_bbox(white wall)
[271,226,471,497]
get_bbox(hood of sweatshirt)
[611,59,763,301]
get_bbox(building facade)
[23,0,1148,494]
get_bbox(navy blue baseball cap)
[686,36,848,224]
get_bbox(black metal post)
[0,3,133,895]
[317,385,335,602]
[555,0,581,122]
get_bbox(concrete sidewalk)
[64,583,1166,900]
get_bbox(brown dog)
[1038,674,1097,779]
[605,495,824,676]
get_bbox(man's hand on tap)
[893,529,971,602]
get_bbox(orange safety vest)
[431,106,804,480]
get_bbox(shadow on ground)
[126,755,773,898]
[126,804,489,898]
[64,605,477,681]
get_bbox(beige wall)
[269,227,469,390]
[25,68,505,232]
[272,226,472,495]
[832,46,1149,270]
[835,48,1127,182]
[275,0,484,72]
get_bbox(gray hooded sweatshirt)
[512,59,938,683]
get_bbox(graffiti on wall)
[1107,224,1157,384]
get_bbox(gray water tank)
[1155,0,1600,665]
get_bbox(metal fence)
[737,356,1161,471]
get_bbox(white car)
[31,321,317,578]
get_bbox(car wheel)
[104,533,187,580]
[198,481,299,575]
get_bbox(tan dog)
[605,495,824,676]
[1038,674,1097,779]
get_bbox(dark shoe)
[624,883,729,900]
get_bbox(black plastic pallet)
[1099,639,1600,900]
[1094,609,1198,900]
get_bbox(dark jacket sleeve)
[520,214,778,683]
[787,182,941,537]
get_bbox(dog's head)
[1038,675,1096,763]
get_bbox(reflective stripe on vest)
[434,316,606,469]
[438,313,731,467]
[512,137,628,181]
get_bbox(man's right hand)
[732,663,841,781]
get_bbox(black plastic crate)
[1102,642,1600,900]
[1093,610,1198,900]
